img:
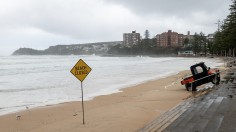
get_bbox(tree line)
[181,32,208,56]
[176,0,236,57]
[213,0,236,57]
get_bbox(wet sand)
[0,70,199,132]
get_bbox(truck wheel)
[216,73,220,85]
[185,84,190,91]
[212,74,220,85]
[192,84,197,91]
[211,75,217,84]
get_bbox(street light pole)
[215,20,221,32]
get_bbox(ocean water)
[0,55,222,115]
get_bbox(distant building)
[123,31,141,47]
[207,33,215,42]
[183,31,194,47]
[183,31,194,40]
[156,30,183,47]
[178,50,195,56]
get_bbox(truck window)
[195,66,203,74]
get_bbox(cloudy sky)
[0,0,232,55]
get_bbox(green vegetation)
[183,38,190,47]
[213,0,236,57]
[107,43,180,56]
[192,32,207,56]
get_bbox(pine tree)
[199,32,207,56]
[142,30,150,54]
[224,1,236,47]
[183,38,190,47]
[193,33,201,55]
[213,0,236,56]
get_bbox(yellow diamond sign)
[70,59,92,82]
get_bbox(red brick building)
[156,30,183,47]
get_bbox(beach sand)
[0,70,201,132]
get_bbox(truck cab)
[181,62,220,91]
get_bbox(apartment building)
[123,31,141,47]
[156,30,183,47]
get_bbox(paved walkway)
[138,66,236,132]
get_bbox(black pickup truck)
[181,62,220,91]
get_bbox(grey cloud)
[0,0,232,55]
[105,0,230,17]
[0,0,231,40]
[0,0,125,42]
[104,0,231,35]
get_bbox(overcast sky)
[0,0,232,55]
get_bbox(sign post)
[70,59,92,124]
[81,81,85,124]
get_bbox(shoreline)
[0,71,179,117]
[0,70,194,132]
[0,56,223,117]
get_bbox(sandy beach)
[0,70,202,132]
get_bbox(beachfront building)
[207,33,215,42]
[183,31,194,47]
[178,50,195,56]
[156,30,184,47]
[123,31,141,47]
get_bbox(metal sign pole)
[81,81,85,124]
[70,59,91,125]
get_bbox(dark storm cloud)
[105,0,231,17]
[103,0,232,35]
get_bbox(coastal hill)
[12,41,122,55]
